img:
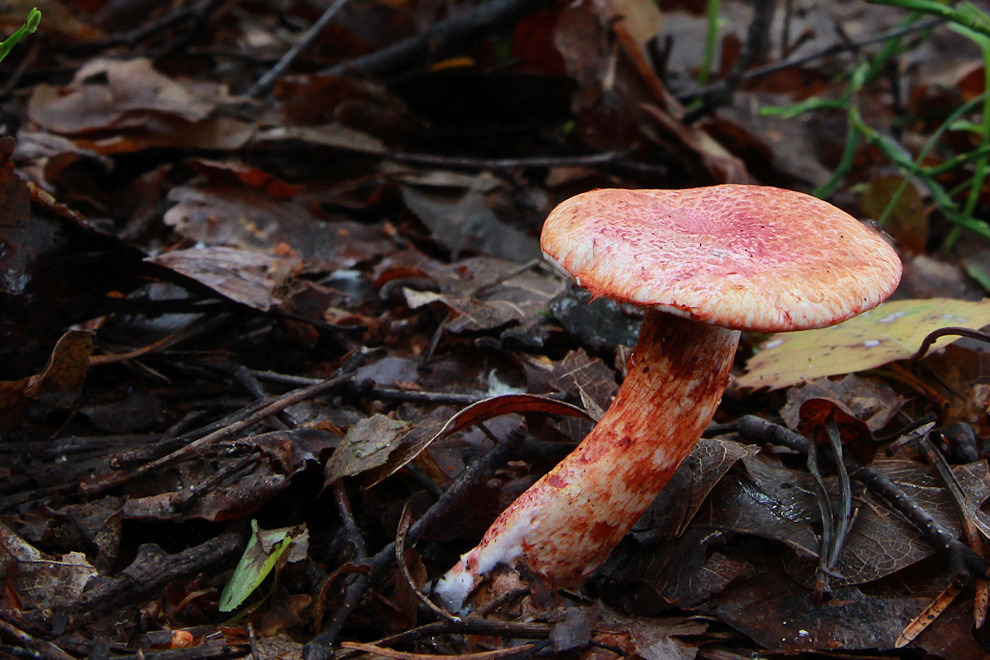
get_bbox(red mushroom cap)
[541,185,903,333]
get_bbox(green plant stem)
[869,0,990,40]
[0,8,40,63]
[947,41,990,248]
[698,0,721,87]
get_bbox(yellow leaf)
[738,298,990,390]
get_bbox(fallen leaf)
[0,521,97,610]
[148,246,301,312]
[520,348,619,420]
[255,123,387,154]
[324,414,413,485]
[738,298,990,390]
[397,170,541,262]
[0,330,93,431]
[781,375,904,432]
[164,185,394,272]
[403,256,565,333]
[27,58,227,133]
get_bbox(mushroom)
[434,184,902,611]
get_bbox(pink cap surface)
[541,185,902,333]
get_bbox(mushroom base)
[435,311,740,612]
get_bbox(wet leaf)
[615,452,990,613]
[739,298,990,390]
[703,549,926,652]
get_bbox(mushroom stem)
[434,310,740,611]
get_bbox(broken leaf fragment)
[219,520,308,613]
[0,330,93,431]
[323,414,413,485]
[738,298,990,390]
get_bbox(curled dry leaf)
[366,393,592,488]
[0,330,93,431]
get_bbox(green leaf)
[738,298,990,390]
[219,520,308,613]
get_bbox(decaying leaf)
[27,58,229,133]
[0,330,93,431]
[324,414,414,485]
[397,170,541,262]
[148,246,301,312]
[403,256,565,333]
[0,521,97,610]
[738,298,990,390]
[164,185,395,272]
[781,375,904,432]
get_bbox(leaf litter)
[1,0,990,658]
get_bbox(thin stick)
[733,415,988,582]
[320,0,554,78]
[80,350,374,496]
[304,427,527,656]
[246,0,350,99]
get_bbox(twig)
[339,640,535,660]
[732,415,988,583]
[231,364,295,429]
[911,326,990,361]
[245,0,350,99]
[0,617,75,660]
[90,0,223,49]
[250,368,485,406]
[335,619,551,660]
[67,530,244,625]
[80,349,377,496]
[320,0,555,79]
[915,430,990,627]
[384,150,637,172]
[334,481,369,561]
[303,426,527,659]
[677,17,943,105]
